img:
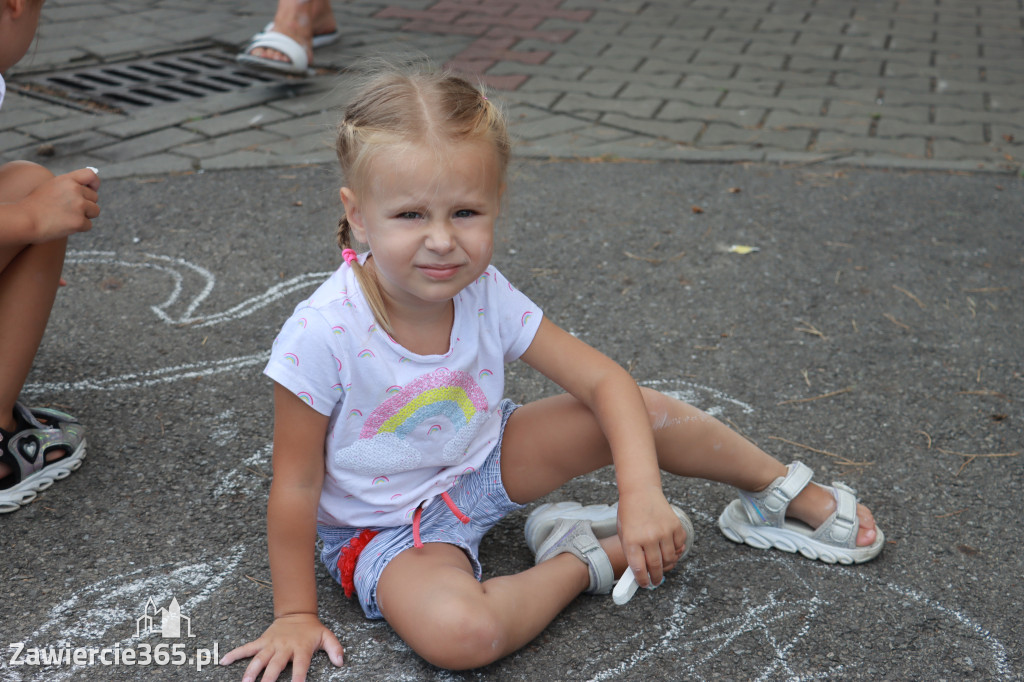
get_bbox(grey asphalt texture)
[1,0,1023,678]
[1,159,1021,681]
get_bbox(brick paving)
[1,0,1021,177]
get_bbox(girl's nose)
[425,219,455,253]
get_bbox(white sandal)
[260,22,340,49]
[718,461,884,564]
[236,30,311,76]
[534,518,616,594]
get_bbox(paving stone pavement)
[2,0,1022,177]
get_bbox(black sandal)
[0,403,86,513]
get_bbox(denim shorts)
[318,399,523,619]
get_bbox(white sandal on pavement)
[525,500,695,559]
[260,22,339,48]
[534,518,616,594]
[236,31,311,76]
[718,461,885,564]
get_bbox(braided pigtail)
[336,212,393,336]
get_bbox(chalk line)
[22,352,269,395]
[584,553,1011,681]
[1,546,246,681]
[65,249,331,328]
[639,378,755,416]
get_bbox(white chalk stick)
[612,570,639,605]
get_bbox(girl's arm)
[520,317,686,587]
[220,384,344,681]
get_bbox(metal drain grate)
[16,50,289,112]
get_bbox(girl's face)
[341,138,504,317]
[0,0,44,73]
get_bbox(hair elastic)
[342,248,358,265]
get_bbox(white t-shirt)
[265,257,543,528]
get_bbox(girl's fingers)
[322,631,345,666]
[241,653,270,682]
[220,641,259,665]
[645,547,665,587]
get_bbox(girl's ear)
[6,0,26,19]
[339,187,367,242]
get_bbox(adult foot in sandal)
[243,0,339,69]
[0,403,86,513]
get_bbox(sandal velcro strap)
[534,518,615,594]
[821,482,859,545]
[760,461,814,515]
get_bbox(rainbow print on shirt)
[334,368,490,478]
[360,368,487,440]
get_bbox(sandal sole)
[0,440,86,513]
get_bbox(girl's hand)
[617,492,688,588]
[220,613,344,682]
[21,168,100,242]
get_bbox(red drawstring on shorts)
[412,492,470,548]
[338,493,472,598]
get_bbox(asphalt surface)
[0,159,1021,681]
[1,0,1023,679]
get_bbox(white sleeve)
[489,268,544,363]
[264,308,344,416]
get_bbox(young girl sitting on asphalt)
[0,0,98,512]
[221,65,884,679]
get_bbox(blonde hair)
[334,64,511,335]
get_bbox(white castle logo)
[136,597,195,638]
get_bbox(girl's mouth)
[418,264,461,280]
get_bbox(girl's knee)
[411,601,506,670]
[0,161,54,202]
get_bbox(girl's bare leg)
[376,537,628,670]
[249,0,337,63]
[0,162,69,478]
[499,389,877,546]
[377,388,877,668]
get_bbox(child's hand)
[20,168,100,242]
[617,492,688,588]
[220,613,344,682]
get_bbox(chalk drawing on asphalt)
[578,552,1011,681]
[23,249,332,395]
[65,249,332,328]
[0,546,246,681]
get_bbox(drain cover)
[15,50,288,112]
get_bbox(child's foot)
[526,501,696,590]
[534,518,616,594]
[718,461,885,564]
[787,479,878,547]
[0,404,86,513]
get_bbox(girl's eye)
[454,209,477,219]
[397,211,421,220]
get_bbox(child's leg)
[0,162,69,469]
[375,538,627,670]
[499,390,877,545]
[376,389,878,669]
